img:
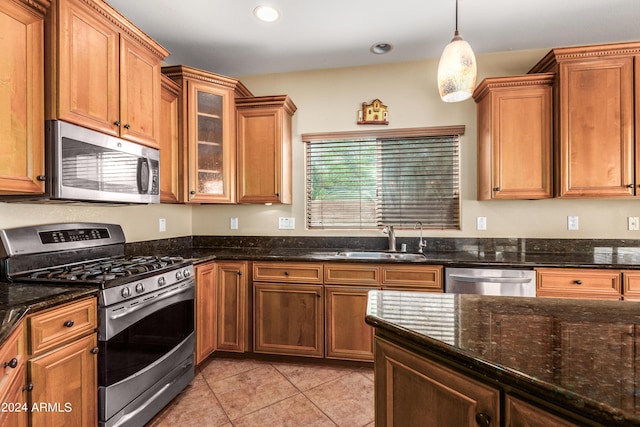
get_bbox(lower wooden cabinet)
[216,261,249,352]
[325,285,375,361]
[0,323,27,427]
[28,334,97,426]
[195,260,249,363]
[25,297,98,426]
[505,395,581,427]
[375,337,500,427]
[253,283,324,357]
[195,261,217,364]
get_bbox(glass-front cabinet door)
[187,80,236,203]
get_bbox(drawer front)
[381,265,443,291]
[0,323,24,400]
[324,263,379,285]
[622,271,640,301]
[28,297,97,356]
[536,268,621,299]
[253,262,323,283]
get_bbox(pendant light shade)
[437,0,477,102]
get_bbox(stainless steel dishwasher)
[444,267,536,297]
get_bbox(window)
[303,126,464,230]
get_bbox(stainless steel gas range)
[0,222,195,427]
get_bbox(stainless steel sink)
[335,251,426,261]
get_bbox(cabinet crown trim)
[236,95,297,114]
[16,0,50,14]
[162,65,253,97]
[472,73,555,101]
[529,41,640,73]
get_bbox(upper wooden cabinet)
[236,95,297,204]
[162,65,252,203]
[0,0,48,195]
[160,75,181,203]
[46,0,169,148]
[473,74,554,200]
[529,42,640,197]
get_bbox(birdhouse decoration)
[357,99,389,125]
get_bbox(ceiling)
[107,0,640,77]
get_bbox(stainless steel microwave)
[41,120,160,204]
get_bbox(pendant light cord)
[454,0,460,36]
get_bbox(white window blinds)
[304,127,462,230]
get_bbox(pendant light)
[437,0,477,102]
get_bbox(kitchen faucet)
[383,225,396,252]
[414,221,426,253]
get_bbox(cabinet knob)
[90,347,99,355]
[493,187,500,192]
[275,193,280,197]
[124,123,131,129]
[574,280,582,285]
[22,383,33,392]
[3,358,18,369]
[190,191,196,195]
[475,412,491,426]
[316,293,321,298]
[284,271,289,276]
[114,121,121,127]
[37,175,46,181]
[63,320,74,328]
[627,184,635,188]
[237,272,242,276]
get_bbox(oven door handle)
[109,284,191,321]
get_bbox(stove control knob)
[135,283,145,293]
[175,271,183,280]
[121,287,131,298]
[183,269,191,278]
[158,276,166,287]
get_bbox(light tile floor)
[146,356,375,427]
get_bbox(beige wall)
[2,47,639,241]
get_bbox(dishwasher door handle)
[449,274,533,284]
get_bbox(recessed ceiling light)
[254,5,280,22]
[370,42,393,55]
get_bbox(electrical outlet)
[567,216,579,231]
[629,217,640,231]
[230,217,238,230]
[278,217,295,230]
[159,218,166,233]
[476,216,487,231]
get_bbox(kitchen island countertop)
[365,290,640,426]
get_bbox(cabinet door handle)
[64,320,74,328]
[3,358,18,369]
[22,383,33,392]
[90,347,99,355]
[237,272,242,276]
[493,187,500,192]
[316,293,321,298]
[114,121,121,127]
[574,280,582,285]
[475,412,491,426]
[124,123,131,129]
[37,175,46,181]
[627,184,634,188]
[284,271,289,276]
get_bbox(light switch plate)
[278,217,295,230]
[230,217,238,230]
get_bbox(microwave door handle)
[137,157,150,194]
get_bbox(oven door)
[98,279,194,425]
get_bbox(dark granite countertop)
[365,291,640,426]
[125,235,640,269]
[0,282,98,345]
[166,247,640,269]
